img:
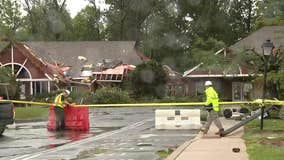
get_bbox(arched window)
[3,63,32,79]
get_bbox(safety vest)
[205,86,220,112]
[54,93,65,108]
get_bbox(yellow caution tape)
[0,99,52,106]
[0,99,284,107]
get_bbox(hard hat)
[205,81,212,86]
[65,90,71,95]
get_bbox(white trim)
[72,77,84,80]
[214,48,225,55]
[3,63,32,79]
[48,81,51,93]
[16,58,28,77]
[183,63,203,77]
[16,79,51,82]
[238,65,242,75]
[71,78,122,83]
[11,44,14,74]
[45,73,53,80]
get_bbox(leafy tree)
[128,60,167,98]
[139,0,191,71]
[186,37,227,70]
[0,67,18,99]
[72,4,104,40]
[255,0,284,28]
[23,0,73,40]
[177,0,232,43]
[227,0,258,43]
[105,0,157,41]
[0,0,22,39]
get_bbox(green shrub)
[31,89,68,102]
[0,67,18,99]
[153,96,199,103]
[127,60,167,99]
[69,90,90,104]
[90,87,133,104]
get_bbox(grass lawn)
[244,119,284,160]
[15,107,49,120]
[156,148,174,159]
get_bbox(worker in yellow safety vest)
[201,81,224,137]
[54,90,70,130]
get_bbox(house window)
[196,82,205,96]
[196,80,222,97]
[67,86,78,92]
[33,81,49,95]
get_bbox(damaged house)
[0,40,148,99]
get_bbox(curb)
[165,132,202,160]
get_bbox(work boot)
[215,128,224,135]
[220,132,225,137]
[219,129,225,137]
[200,127,207,135]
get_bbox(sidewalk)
[166,118,249,160]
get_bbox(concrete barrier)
[155,109,201,130]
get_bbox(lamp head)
[262,39,274,56]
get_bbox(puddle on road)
[123,112,134,116]
[48,130,90,141]
[111,117,124,120]
[41,127,122,150]
[137,143,153,146]
[0,146,32,149]
[39,142,67,149]
[73,148,108,160]
[95,126,123,132]
[39,131,91,149]
[14,124,46,130]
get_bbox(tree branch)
[59,0,67,11]
[88,0,96,7]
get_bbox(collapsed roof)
[25,41,147,77]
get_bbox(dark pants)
[54,106,65,130]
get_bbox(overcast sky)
[20,0,109,18]
[66,0,89,17]
[66,0,109,17]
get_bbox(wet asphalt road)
[0,107,198,160]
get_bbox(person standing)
[54,90,70,130]
[201,81,224,137]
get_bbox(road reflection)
[49,130,90,141]
[40,130,90,149]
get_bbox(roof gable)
[13,42,66,81]
[229,26,284,54]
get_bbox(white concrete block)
[155,109,201,130]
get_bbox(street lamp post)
[260,39,274,130]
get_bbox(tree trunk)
[24,0,37,34]
[246,0,252,33]
[120,0,124,40]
